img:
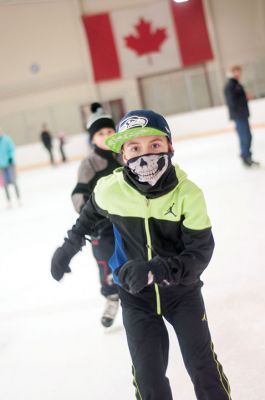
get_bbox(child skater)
[51,109,232,399]
[70,103,122,327]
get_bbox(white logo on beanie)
[119,116,148,132]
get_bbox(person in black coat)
[224,65,259,167]
[40,123,54,165]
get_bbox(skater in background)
[224,65,259,167]
[58,132,67,163]
[0,128,20,206]
[51,109,231,399]
[70,103,122,327]
[40,123,54,165]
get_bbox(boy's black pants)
[119,284,231,400]
[91,225,118,298]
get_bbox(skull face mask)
[127,153,170,186]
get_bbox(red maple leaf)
[124,17,167,58]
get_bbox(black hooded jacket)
[224,78,249,120]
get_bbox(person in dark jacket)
[40,124,54,165]
[58,132,67,163]
[71,103,121,327]
[224,65,259,167]
[51,109,231,400]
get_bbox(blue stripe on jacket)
[108,224,128,285]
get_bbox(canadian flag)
[82,0,213,82]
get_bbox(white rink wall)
[16,98,265,169]
[16,132,90,169]
[167,97,265,136]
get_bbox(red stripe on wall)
[170,0,213,66]
[82,14,121,82]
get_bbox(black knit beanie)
[87,103,115,140]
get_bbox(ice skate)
[250,159,260,167]
[101,294,119,328]
[241,156,252,167]
[242,156,260,167]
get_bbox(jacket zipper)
[144,197,161,316]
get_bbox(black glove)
[148,256,172,284]
[51,247,72,281]
[51,230,86,281]
[117,256,176,294]
[118,260,150,294]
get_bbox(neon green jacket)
[67,165,214,291]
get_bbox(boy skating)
[51,109,231,399]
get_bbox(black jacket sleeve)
[61,193,108,257]
[166,186,215,285]
[167,226,214,285]
[224,81,237,110]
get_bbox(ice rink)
[1,129,265,400]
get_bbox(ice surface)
[1,129,265,399]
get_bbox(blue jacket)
[0,135,15,168]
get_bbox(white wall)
[0,0,143,144]
[167,97,265,137]
[207,0,265,67]
[0,1,92,86]
[15,98,265,169]
[1,0,265,148]
[80,0,155,13]
[16,131,89,169]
